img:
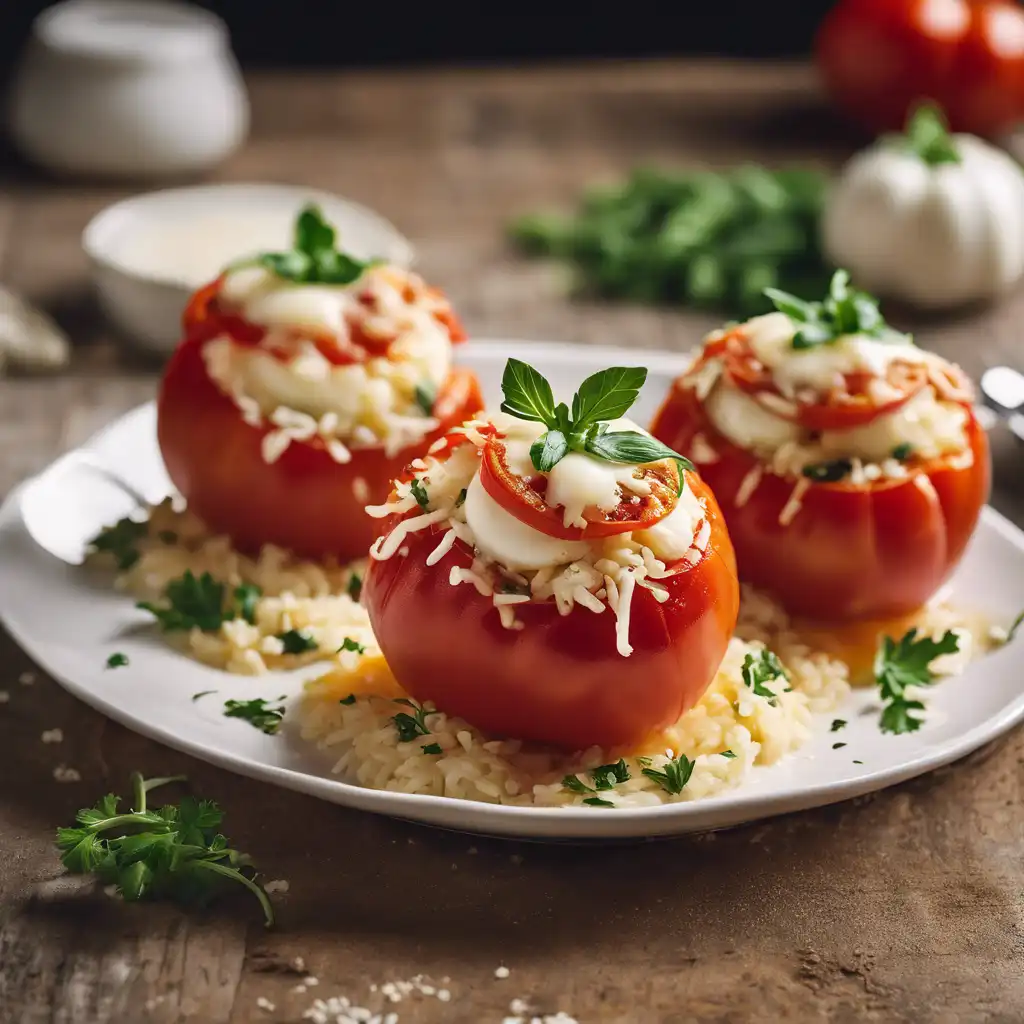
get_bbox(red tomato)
[816,0,1024,137]
[363,472,739,751]
[650,382,990,622]
[478,437,680,541]
[706,328,928,432]
[157,334,483,562]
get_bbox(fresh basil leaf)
[499,359,556,425]
[583,430,692,495]
[570,366,647,428]
[763,287,820,323]
[852,293,882,333]
[295,204,336,254]
[414,381,437,416]
[313,248,372,286]
[257,251,313,281]
[530,430,570,473]
[790,320,835,349]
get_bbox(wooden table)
[2,62,1023,1024]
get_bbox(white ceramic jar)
[8,0,249,180]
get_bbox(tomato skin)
[156,335,483,562]
[650,383,990,622]
[816,0,1024,138]
[363,474,739,751]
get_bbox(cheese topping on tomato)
[367,413,710,656]
[687,314,972,487]
[202,264,458,461]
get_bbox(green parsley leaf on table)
[55,771,273,925]
[499,358,693,489]
[90,516,148,571]
[765,269,910,351]
[875,628,960,734]
[391,699,434,743]
[276,629,318,655]
[640,753,696,795]
[237,204,378,286]
[741,649,788,705]
[508,164,830,319]
[223,697,287,735]
[106,652,129,669]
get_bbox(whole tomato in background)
[816,0,1024,137]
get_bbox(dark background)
[0,1,835,70]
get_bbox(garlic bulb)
[823,106,1024,310]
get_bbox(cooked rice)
[90,503,984,808]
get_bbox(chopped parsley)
[391,699,433,743]
[802,459,852,484]
[277,629,318,655]
[421,743,443,755]
[414,381,437,416]
[157,530,178,545]
[233,584,262,625]
[499,359,692,492]
[337,637,367,655]
[875,628,960,734]
[223,697,286,735]
[891,443,914,462]
[192,690,216,702]
[410,477,430,510]
[741,649,788,705]
[90,516,148,571]
[455,488,467,508]
[832,742,847,750]
[830,719,847,733]
[55,771,272,925]
[583,797,615,808]
[765,269,910,350]
[640,754,696,795]
[339,694,357,706]
[105,652,129,669]
[346,574,363,602]
[720,749,737,759]
[562,758,631,795]
[138,571,226,632]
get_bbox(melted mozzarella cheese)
[462,474,591,571]
[704,382,800,454]
[741,311,929,399]
[632,481,705,561]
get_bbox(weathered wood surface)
[0,62,1022,1024]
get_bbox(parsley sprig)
[765,269,909,350]
[499,359,693,490]
[391,699,435,743]
[90,516,148,571]
[55,772,273,925]
[741,649,788,705]
[138,573,263,633]
[563,758,631,796]
[236,204,377,286]
[223,697,287,735]
[639,753,696,795]
[875,628,960,734]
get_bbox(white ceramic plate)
[4,341,1024,840]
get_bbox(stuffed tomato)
[651,271,990,623]
[157,205,483,562]
[363,359,739,751]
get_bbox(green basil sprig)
[234,204,378,286]
[499,358,693,491]
[764,269,910,351]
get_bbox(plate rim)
[2,338,1023,838]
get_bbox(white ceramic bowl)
[82,183,416,357]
